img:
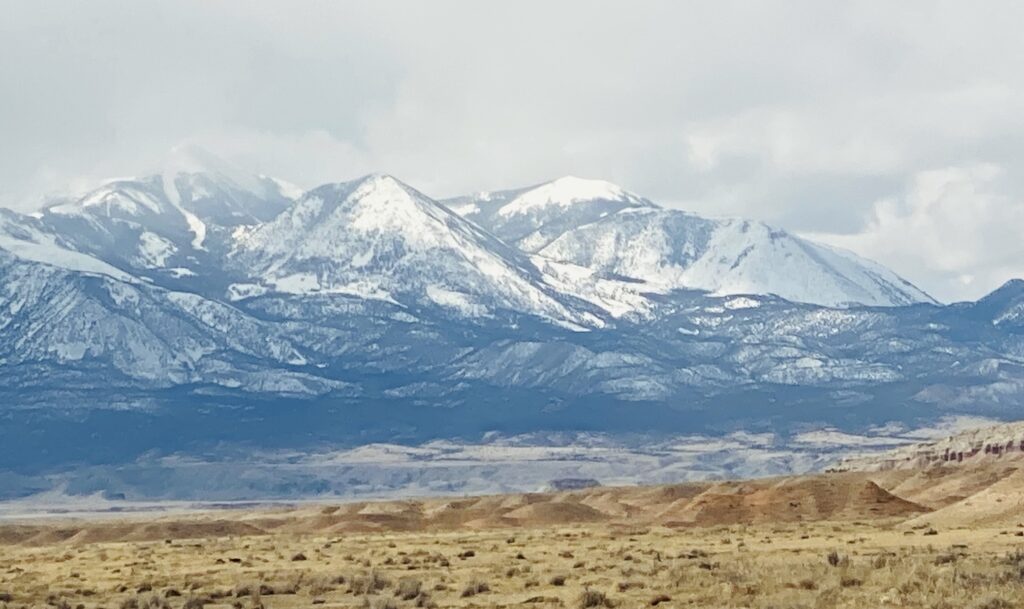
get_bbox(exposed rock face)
[834,421,1024,471]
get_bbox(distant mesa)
[835,420,1024,472]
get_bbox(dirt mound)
[873,462,1021,509]
[655,474,925,526]
[0,525,41,545]
[68,519,268,544]
[903,468,1024,528]
[502,500,610,525]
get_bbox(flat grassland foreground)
[2,470,1024,609]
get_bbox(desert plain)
[2,465,1024,609]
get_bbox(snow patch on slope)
[160,173,208,250]
[426,285,488,317]
[532,256,651,319]
[136,232,177,268]
[226,283,269,301]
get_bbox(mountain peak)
[549,174,627,193]
[992,278,1024,295]
[349,173,415,196]
[497,176,647,218]
[298,174,430,222]
[161,144,296,203]
[359,172,403,184]
[971,278,1024,326]
[45,176,172,218]
[162,144,254,187]
[975,278,1024,307]
[442,176,655,253]
[237,172,488,266]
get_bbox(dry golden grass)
[3,466,1024,609]
[4,517,1024,608]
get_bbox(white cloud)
[810,164,1024,302]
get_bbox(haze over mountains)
[2,149,1023,500]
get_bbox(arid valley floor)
[3,458,1024,609]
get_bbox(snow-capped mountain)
[1,159,1022,501]
[539,208,933,308]
[228,174,602,328]
[449,176,933,308]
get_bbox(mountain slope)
[537,207,934,308]
[0,248,347,397]
[0,209,135,282]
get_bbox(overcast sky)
[2,1,1023,302]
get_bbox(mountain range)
[1,148,1023,500]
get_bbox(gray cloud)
[2,0,1023,300]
